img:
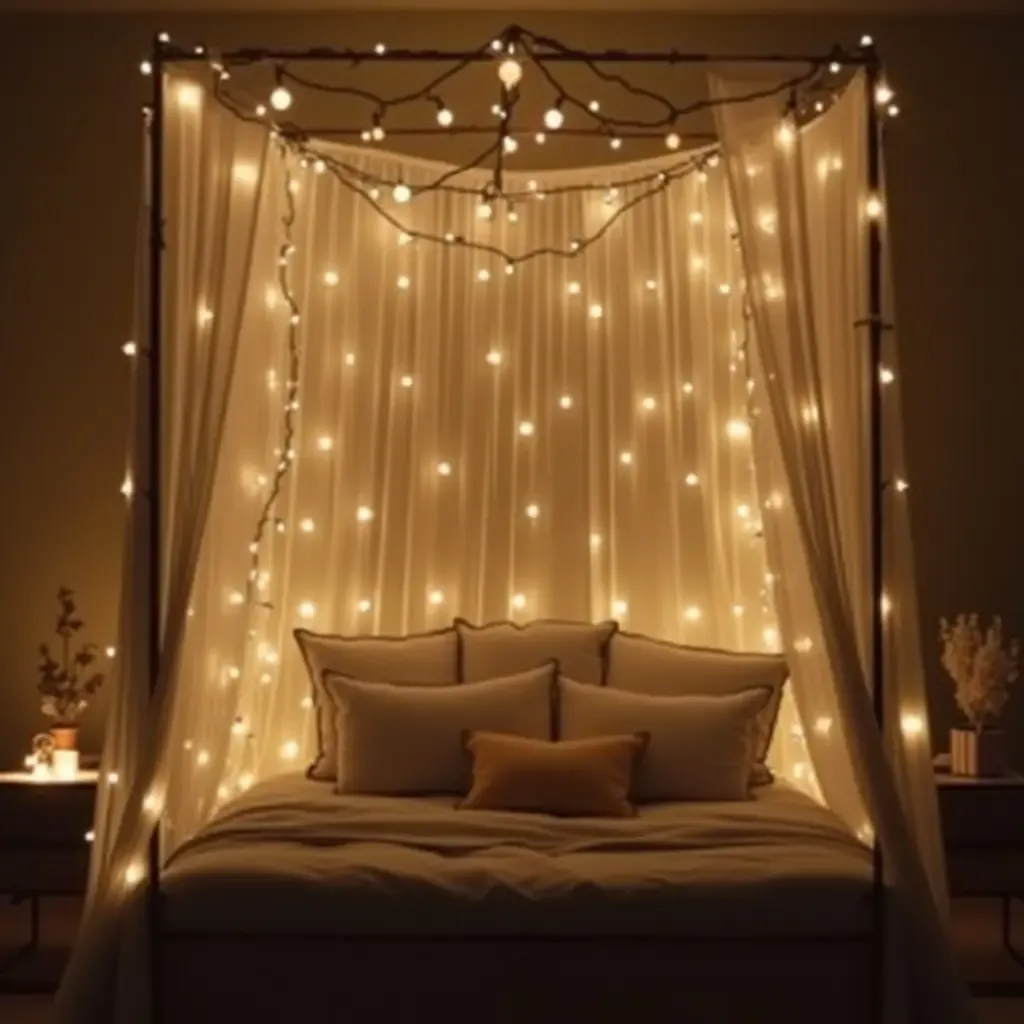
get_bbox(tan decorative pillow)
[325,663,556,795]
[459,730,649,818]
[456,618,617,685]
[607,631,788,785]
[294,627,458,781]
[559,676,771,802]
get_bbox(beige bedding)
[162,772,872,937]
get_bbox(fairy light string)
[245,136,302,608]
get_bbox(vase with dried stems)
[36,587,106,758]
[940,613,1020,777]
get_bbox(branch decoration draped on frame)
[53,27,975,1024]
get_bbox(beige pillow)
[459,730,649,818]
[607,631,788,785]
[456,618,617,684]
[294,627,458,780]
[559,676,771,802]
[325,663,556,795]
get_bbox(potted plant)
[940,613,1020,777]
[36,587,106,752]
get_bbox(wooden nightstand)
[937,771,1024,997]
[0,769,97,993]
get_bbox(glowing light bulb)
[732,604,745,617]
[726,419,751,440]
[612,599,629,618]
[140,60,153,76]
[269,86,293,111]
[511,593,527,611]
[429,589,445,606]
[344,353,356,367]
[718,283,732,296]
[397,231,412,246]
[356,506,375,523]
[609,136,622,150]
[763,627,780,650]
[392,183,411,204]
[895,478,909,492]
[502,136,519,154]
[685,473,699,487]
[640,396,656,411]
[107,771,120,786]
[299,517,315,533]
[280,740,300,761]
[122,340,137,356]
[85,830,95,843]
[534,131,546,144]
[316,435,333,452]
[238,773,254,791]
[397,275,410,290]
[566,281,581,296]
[683,606,702,622]
[559,395,573,410]
[516,420,536,438]
[485,350,503,366]
[297,601,317,620]
[436,107,453,127]
[125,862,144,887]
[228,590,245,606]
[357,598,372,613]
[543,106,564,130]
[736,503,751,520]
[901,712,925,738]
[829,61,842,74]
[231,718,247,737]
[588,303,604,320]
[690,255,706,273]
[644,279,657,291]
[196,749,210,767]
[794,636,814,653]
[776,123,796,149]
[323,269,340,286]
[865,195,884,220]
[665,132,681,150]
[875,82,894,105]
[400,374,414,388]
[814,716,833,736]
[477,268,491,283]
[589,533,602,550]
[681,381,694,395]
[861,34,874,46]
[525,503,540,519]
[497,58,523,89]
[619,451,633,466]
[437,461,452,476]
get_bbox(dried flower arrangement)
[37,588,106,726]
[939,614,1020,731]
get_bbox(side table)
[937,770,1024,998]
[0,769,97,993]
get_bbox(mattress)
[161,772,872,937]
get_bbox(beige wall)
[0,11,1021,771]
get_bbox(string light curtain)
[711,70,971,1022]
[55,67,968,1023]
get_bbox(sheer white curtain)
[712,69,972,1022]
[54,75,270,1023]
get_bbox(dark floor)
[1,897,1021,1022]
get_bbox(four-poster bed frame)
[143,28,889,1023]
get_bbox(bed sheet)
[161,772,872,937]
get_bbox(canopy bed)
[53,24,974,1024]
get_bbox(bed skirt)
[159,932,874,1024]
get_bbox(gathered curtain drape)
[711,69,972,1022]
[53,67,971,1024]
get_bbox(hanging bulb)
[543,102,564,131]
[503,136,518,154]
[476,201,493,220]
[436,102,454,127]
[269,85,293,112]
[497,58,523,89]
[665,131,681,150]
[392,183,411,204]
[534,132,546,145]
[875,82,894,106]
[609,135,622,150]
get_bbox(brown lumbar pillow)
[458,730,649,818]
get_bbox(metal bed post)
[146,30,166,1024]
[864,44,887,1024]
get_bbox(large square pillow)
[607,631,788,785]
[294,627,458,780]
[324,663,556,795]
[559,676,771,802]
[456,618,617,685]
[459,730,649,818]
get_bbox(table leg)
[1002,895,1024,969]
